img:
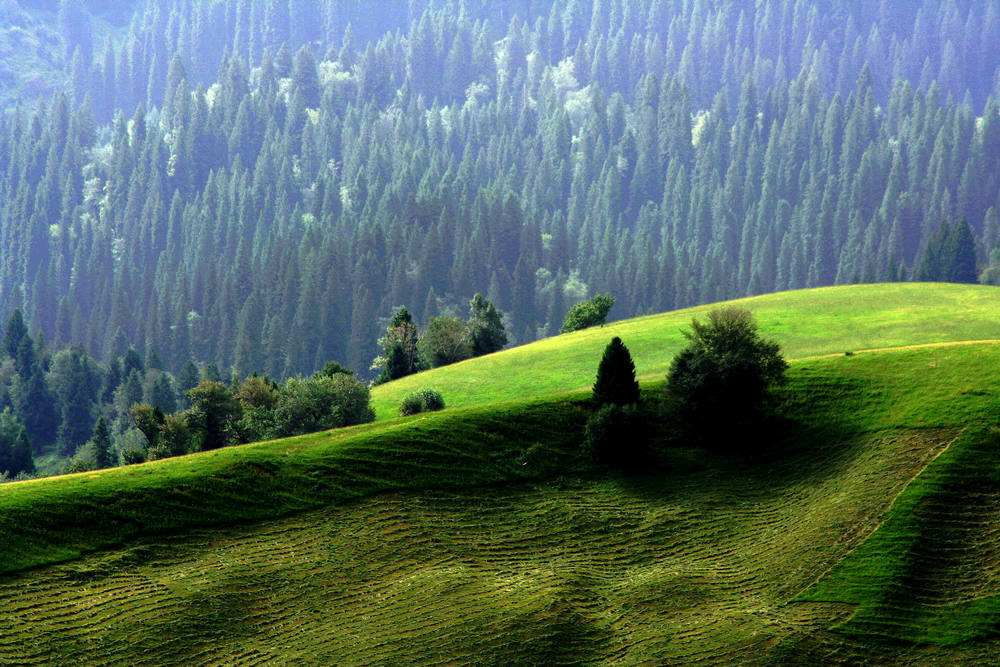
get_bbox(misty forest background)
[1,0,1000,466]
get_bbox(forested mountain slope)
[1,0,1000,383]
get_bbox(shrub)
[561,294,615,333]
[418,388,445,412]
[585,404,647,469]
[399,393,425,416]
[119,444,146,466]
[398,388,446,416]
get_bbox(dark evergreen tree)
[2,310,29,361]
[0,408,34,478]
[91,416,112,469]
[592,337,640,407]
[291,45,321,108]
[467,293,508,356]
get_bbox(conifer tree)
[467,294,508,356]
[0,408,34,478]
[91,416,112,469]
[592,337,640,407]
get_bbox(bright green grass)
[370,283,1000,419]
[3,284,1000,662]
[796,426,1000,647]
[2,343,1000,663]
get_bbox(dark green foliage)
[316,361,354,378]
[375,308,420,384]
[399,388,446,416]
[418,316,472,368]
[185,381,241,451]
[91,416,112,469]
[50,346,102,456]
[915,219,978,284]
[592,337,639,407]
[13,361,58,454]
[561,294,616,333]
[271,377,345,438]
[147,372,177,414]
[234,375,280,443]
[467,294,507,356]
[245,372,373,440]
[0,408,34,478]
[398,393,424,417]
[131,404,165,451]
[2,311,28,361]
[158,413,191,458]
[119,444,146,465]
[176,361,200,405]
[291,45,321,108]
[584,403,646,469]
[667,308,787,445]
[377,343,411,385]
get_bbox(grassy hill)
[369,283,1000,419]
[2,283,1000,663]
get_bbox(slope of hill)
[2,284,1000,663]
[370,282,1000,418]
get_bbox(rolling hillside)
[370,283,1000,418]
[2,284,1000,663]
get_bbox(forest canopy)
[0,0,998,447]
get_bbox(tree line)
[0,307,373,479]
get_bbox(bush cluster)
[666,307,787,447]
[399,389,446,416]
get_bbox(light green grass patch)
[371,283,1000,419]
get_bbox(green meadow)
[2,283,1000,663]
[369,282,1000,419]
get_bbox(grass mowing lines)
[796,425,1000,647]
[0,420,960,664]
[0,394,590,577]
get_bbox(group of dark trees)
[0,306,372,478]
[588,307,786,468]
[373,293,507,383]
[1,0,1000,395]
[125,363,373,466]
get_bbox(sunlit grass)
[371,283,1000,419]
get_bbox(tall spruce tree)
[592,337,640,406]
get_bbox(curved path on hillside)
[792,338,1000,362]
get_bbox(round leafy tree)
[667,307,787,441]
[561,294,615,333]
[592,336,639,407]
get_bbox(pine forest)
[2,0,1000,471]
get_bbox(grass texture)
[2,284,1000,663]
[369,282,1000,419]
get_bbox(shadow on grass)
[610,373,882,501]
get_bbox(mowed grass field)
[369,282,1000,419]
[2,283,1000,663]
